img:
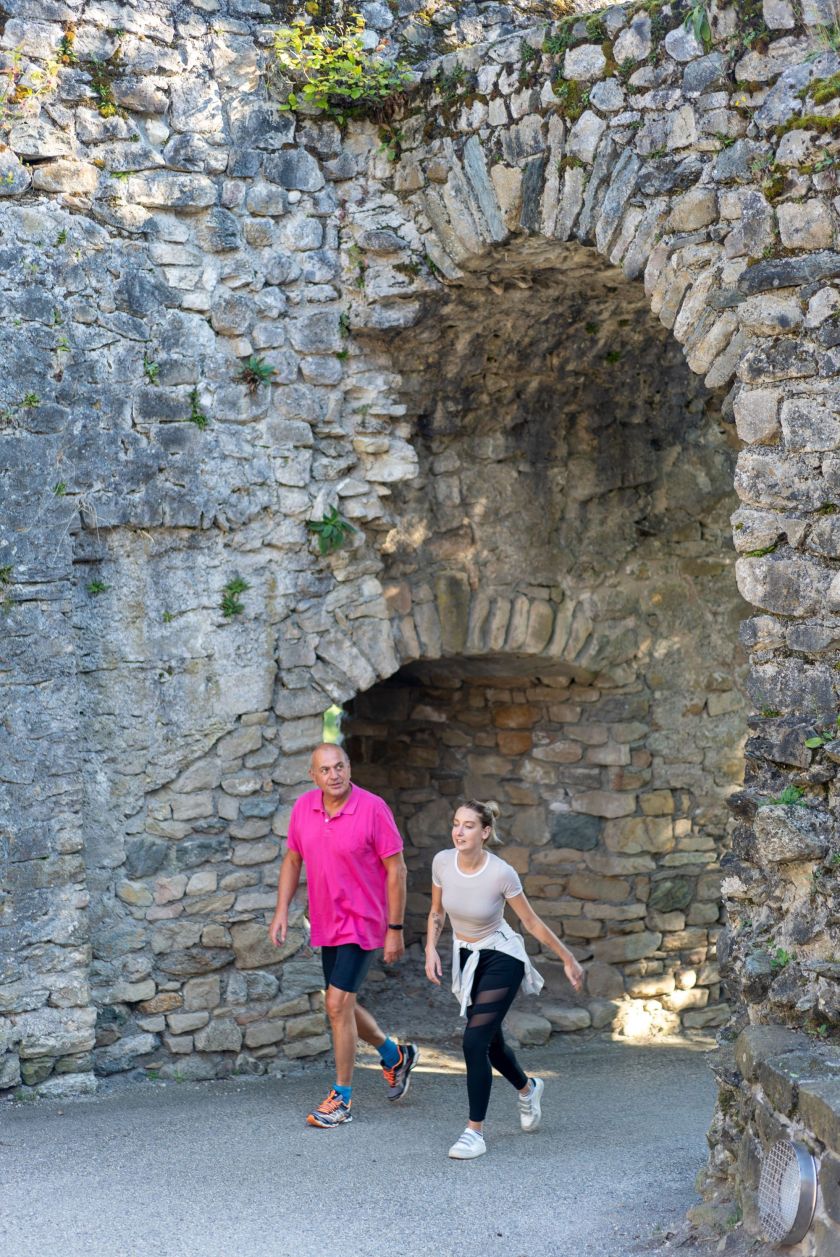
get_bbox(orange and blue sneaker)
[382,1042,419,1101]
[306,1089,352,1128]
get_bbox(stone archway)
[335,230,750,1038]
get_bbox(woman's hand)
[564,952,584,992]
[425,947,442,985]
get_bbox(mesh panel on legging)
[461,951,528,1122]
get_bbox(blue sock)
[333,1083,352,1104]
[379,1037,400,1068]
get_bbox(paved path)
[2,1036,715,1257]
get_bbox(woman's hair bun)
[462,798,502,844]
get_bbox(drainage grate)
[758,1140,817,1246]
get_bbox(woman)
[425,799,584,1160]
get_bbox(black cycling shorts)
[321,943,374,993]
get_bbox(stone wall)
[0,2,839,1239]
[705,1025,840,1252]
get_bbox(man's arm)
[382,851,407,964]
[269,849,303,947]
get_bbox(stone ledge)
[731,1026,840,1251]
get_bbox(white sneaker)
[448,1128,487,1159]
[518,1076,544,1132]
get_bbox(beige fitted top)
[431,849,523,942]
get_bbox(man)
[269,742,419,1127]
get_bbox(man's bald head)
[309,743,350,771]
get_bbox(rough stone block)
[94,1033,158,1075]
[572,791,636,819]
[163,1033,193,1055]
[183,976,221,1011]
[231,921,300,969]
[283,1033,330,1060]
[820,1153,840,1224]
[195,1018,243,1053]
[504,1010,552,1045]
[540,1002,592,1032]
[32,160,101,194]
[549,813,601,850]
[752,806,830,864]
[0,1054,21,1090]
[613,14,652,62]
[627,974,676,998]
[662,988,709,1013]
[285,1012,326,1041]
[109,980,156,1004]
[36,1073,98,1099]
[563,44,607,81]
[127,173,216,210]
[603,816,673,854]
[796,1077,840,1154]
[590,931,662,964]
[668,188,717,231]
[138,992,182,1015]
[777,200,834,250]
[567,872,631,903]
[116,881,153,908]
[167,1012,209,1034]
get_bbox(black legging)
[461,948,528,1122]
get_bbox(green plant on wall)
[307,506,357,556]
[221,576,249,619]
[770,946,793,970]
[271,12,412,124]
[0,47,58,135]
[683,2,712,51]
[761,785,806,807]
[188,387,208,429]
[804,714,840,749]
[237,355,276,393]
[0,564,12,612]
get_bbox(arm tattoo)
[429,911,444,946]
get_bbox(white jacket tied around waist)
[451,919,544,1018]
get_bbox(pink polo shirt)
[287,784,403,950]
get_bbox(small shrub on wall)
[270,13,412,124]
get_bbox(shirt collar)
[312,783,359,817]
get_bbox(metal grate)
[758,1140,817,1246]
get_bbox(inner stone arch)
[344,234,749,1035]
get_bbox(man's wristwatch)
[387,923,404,930]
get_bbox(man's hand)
[269,909,288,947]
[383,927,405,965]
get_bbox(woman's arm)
[425,883,446,985]
[507,891,584,991]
